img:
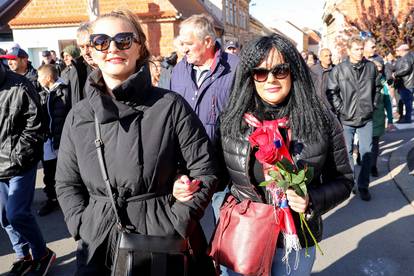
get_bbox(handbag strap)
[94,115,124,230]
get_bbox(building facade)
[8,0,224,67]
[6,0,294,67]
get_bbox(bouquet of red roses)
[244,113,323,261]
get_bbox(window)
[229,3,233,25]
[225,0,230,23]
[224,0,237,25]
[240,11,244,29]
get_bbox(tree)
[339,0,414,55]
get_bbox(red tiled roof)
[9,0,179,28]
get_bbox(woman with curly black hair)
[175,33,354,276]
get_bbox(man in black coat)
[363,37,384,66]
[310,48,334,108]
[61,22,97,106]
[0,47,42,92]
[76,22,97,75]
[0,62,56,275]
[326,36,382,201]
[393,43,414,124]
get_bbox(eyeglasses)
[251,63,290,82]
[90,32,139,51]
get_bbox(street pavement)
[313,124,414,276]
[0,168,77,276]
[0,125,413,275]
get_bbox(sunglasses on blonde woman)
[251,63,290,82]
[90,32,139,51]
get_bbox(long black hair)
[220,33,330,142]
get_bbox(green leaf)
[292,169,305,185]
[276,162,286,171]
[268,170,278,179]
[299,182,308,196]
[291,183,304,197]
[278,169,288,178]
[277,180,289,191]
[259,180,273,187]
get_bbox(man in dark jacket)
[61,45,86,106]
[0,47,42,92]
[363,37,384,66]
[170,14,238,276]
[41,50,63,76]
[393,43,414,124]
[37,64,71,216]
[310,48,333,107]
[76,22,97,75]
[326,36,382,201]
[0,62,56,275]
[61,23,97,106]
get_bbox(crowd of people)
[0,8,413,276]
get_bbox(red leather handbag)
[208,195,281,276]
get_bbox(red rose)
[255,143,278,164]
[249,128,272,147]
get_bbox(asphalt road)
[1,128,413,276]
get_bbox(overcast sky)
[250,0,326,31]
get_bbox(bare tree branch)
[341,0,414,55]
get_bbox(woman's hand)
[172,175,201,202]
[286,189,309,213]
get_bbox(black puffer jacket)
[55,65,218,265]
[38,79,71,149]
[24,62,42,92]
[0,63,44,179]
[393,52,414,89]
[220,110,353,247]
[326,58,382,127]
[61,56,89,106]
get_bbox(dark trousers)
[41,159,57,200]
[398,99,404,119]
[371,136,380,169]
[399,88,413,122]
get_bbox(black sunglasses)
[90,32,139,51]
[251,63,290,82]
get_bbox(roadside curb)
[389,137,414,207]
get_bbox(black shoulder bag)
[94,115,189,276]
